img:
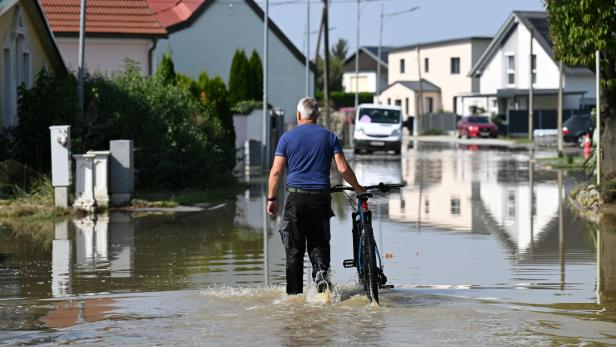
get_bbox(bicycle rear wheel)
[362,224,379,305]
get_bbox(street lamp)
[376,5,420,102]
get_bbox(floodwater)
[1,142,615,346]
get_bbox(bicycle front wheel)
[362,224,379,305]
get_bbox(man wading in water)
[267,97,365,295]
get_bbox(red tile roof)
[146,0,205,28]
[40,0,167,37]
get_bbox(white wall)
[343,71,376,93]
[154,0,312,126]
[56,37,154,76]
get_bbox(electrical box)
[49,126,71,187]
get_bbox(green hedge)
[315,91,374,109]
[10,68,235,190]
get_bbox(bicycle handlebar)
[330,182,405,193]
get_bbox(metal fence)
[506,109,577,135]
[419,112,459,134]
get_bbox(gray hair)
[297,97,319,120]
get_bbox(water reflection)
[598,214,616,306]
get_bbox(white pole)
[529,30,534,141]
[354,0,360,109]
[557,60,563,156]
[376,4,383,103]
[596,50,601,186]
[262,0,269,171]
[305,0,310,96]
[77,0,87,115]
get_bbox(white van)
[353,104,403,154]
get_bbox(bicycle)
[330,182,405,305]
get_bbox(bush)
[11,67,236,190]
[232,100,263,115]
[228,49,250,105]
[316,91,374,109]
[248,50,263,101]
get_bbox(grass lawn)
[133,183,249,207]
[536,155,587,169]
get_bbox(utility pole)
[354,0,360,109]
[528,30,534,142]
[262,0,269,171]
[377,6,419,104]
[596,50,601,186]
[305,0,310,96]
[415,44,424,136]
[557,60,564,157]
[376,4,384,103]
[77,0,87,115]
[323,0,331,128]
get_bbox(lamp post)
[376,5,420,102]
[262,0,269,171]
[305,0,310,96]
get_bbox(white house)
[342,46,390,94]
[40,0,167,76]
[148,0,315,126]
[1,0,66,128]
[377,37,492,118]
[466,11,596,133]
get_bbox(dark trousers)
[279,192,332,295]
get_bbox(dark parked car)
[457,116,497,138]
[563,115,594,145]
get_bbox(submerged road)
[0,142,614,346]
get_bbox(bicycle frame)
[354,196,383,277]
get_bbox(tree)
[156,53,176,86]
[315,38,349,94]
[248,50,263,101]
[547,1,616,181]
[228,49,250,105]
[202,77,235,149]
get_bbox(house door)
[426,97,434,114]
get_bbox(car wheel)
[577,135,586,148]
[456,130,461,139]
[353,148,361,155]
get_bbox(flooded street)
[1,142,615,346]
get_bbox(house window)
[395,99,402,107]
[506,54,515,85]
[400,59,405,74]
[400,199,405,209]
[450,57,460,74]
[426,97,434,114]
[387,98,391,105]
[450,198,461,215]
[531,54,536,85]
[424,199,430,214]
[424,58,429,73]
[405,97,409,115]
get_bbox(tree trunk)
[600,58,616,181]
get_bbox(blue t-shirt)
[275,124,343,189]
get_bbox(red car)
[457,116,498,138]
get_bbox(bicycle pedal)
[380,284,394,289]
[343,259,355,268]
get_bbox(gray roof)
[382,79,441,93]
[344,46,392,67]
[390,36,492,53]
[469,11,593,77]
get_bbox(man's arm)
[267,155,287,216]
[334,152,364,193]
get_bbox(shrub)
[12,67,236,190]
[232,100,263,115]
[316,91,374,109]
[156,53,176,86]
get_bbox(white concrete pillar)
[88,151,111,208]
[94,213,109,261]
[49,126,71,208]
[73,154,96,210]
[52,220,71,297]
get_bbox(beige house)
[376,37,491,117]
[1,0,66,128]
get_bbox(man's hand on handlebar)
[354,185,366,194]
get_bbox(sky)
[259,0,546,57]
